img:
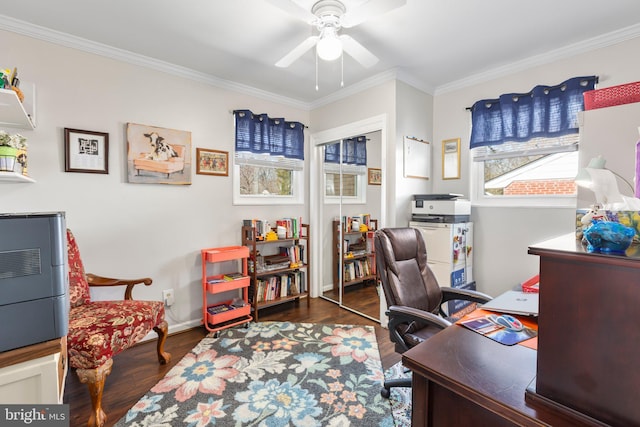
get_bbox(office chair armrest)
[87,273,153,300]
[387,305,452,330]
[440,283,492,304]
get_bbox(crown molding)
[4,14,638,110]
[0,14,311,110]
[434,23,640,96]
[395,69,435,95]
[308,68,400,109]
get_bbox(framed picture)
[442,138,461,180]
[126,123,192,185]
[196,148,229,176]
[64,128,109,174]
[368,167,382,185]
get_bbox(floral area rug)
[115,321,398,426]
[384,362,412,426]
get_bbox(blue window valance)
[469,76,597,149]
[324,136,367,165]
[234,109,305,170]
[324,136,368,175]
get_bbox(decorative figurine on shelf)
[0,69,9,89]
[265,230,278,241]
[0,131,27,173]
[583,220,635,254]
[580,204,603,228]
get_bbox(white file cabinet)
[0,337,67,404]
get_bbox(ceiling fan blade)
[264,0,316,23]
[341,0,407,28]
[275,36,318,67]
[340,35,378,68]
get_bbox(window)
[469,76,596,207]
[323,138,367,204]
[238,164,293,195]
[325,172,357,197]
[233,110,305,205]
[473,134,578,205]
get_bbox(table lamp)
[575,155,632,206]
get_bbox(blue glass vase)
[583,220,635,254]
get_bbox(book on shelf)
[253,270,305,303]
[244,217,304,240]
[276,217,302,239]
[223,272,245,281]
[207,304,234,315]
[264,254,290,265]
[243,219,270,240]
[344,259,372,282]
[279,245,304,266]
[336,214,374,233]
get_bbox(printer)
[411,194,470,223]
[0,212,68,352]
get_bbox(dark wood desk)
[402,325,574,426]
[403,234,640,426]
[529,234,640,427]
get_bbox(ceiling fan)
[270,0,407,68]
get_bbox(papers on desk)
[480,290,539,317]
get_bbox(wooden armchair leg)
[76,359,113,427]
[154,320,171,364]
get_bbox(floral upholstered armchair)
[66,229,171,427]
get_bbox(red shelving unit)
[201,246,252,334]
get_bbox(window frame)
[323,171,367,205]
[232,162,304,206]
[470,150,578,208]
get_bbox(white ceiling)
[2,0,640,107]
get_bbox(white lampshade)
[575,155,624,205]
[316,27,342,61]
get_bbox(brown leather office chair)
[375,227,492,397]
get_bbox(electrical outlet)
[162,289,174,307]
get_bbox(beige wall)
[0,29,310,333]
[4,24,639,323]
[432,36,640,297]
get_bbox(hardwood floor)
[64,297,401,427]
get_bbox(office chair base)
[381,377,412,398]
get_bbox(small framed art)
[368,167,382,185]
[196,148,229,176]
[442,138,461,180]
[64,128,109,174]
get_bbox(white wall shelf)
[0,88,35,130]
[0,86,36,182]
[0,171,35,182]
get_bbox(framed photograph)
[442,138,461,180]
[368,167,382,185]
[64,128,109,174]
[196,148,229,176]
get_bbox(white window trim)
[470,159,577,208]
[323,172,367,205]
[232,161,304,206]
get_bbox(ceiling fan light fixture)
[316,27,342,61]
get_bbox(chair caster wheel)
[214,331,220,338]
[381,388,391,398]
